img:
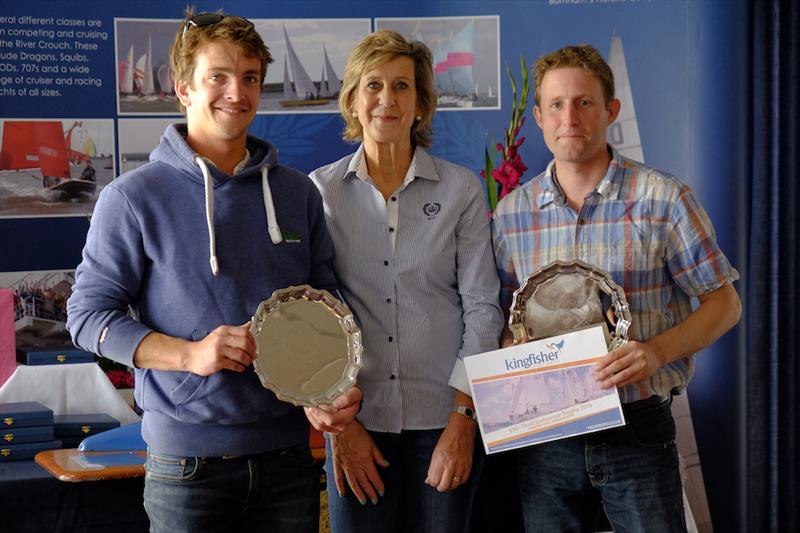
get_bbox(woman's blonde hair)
[338,30,436,148]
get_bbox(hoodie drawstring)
[195,157,282,277]
[261,165,283,245]
[195,156,220,276]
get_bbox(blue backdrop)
[0,1,749,530]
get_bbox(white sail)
[323,44,341,95]
[69,122,96,157]
[134,54,147,93]
[282,25,318,99]
[120,44,134,94]
[439,20,475,97]
[319,62,329,98]
[156,62,173,94]
[282,55,295,100]
[606,35,643,161]
[142,34,155,95]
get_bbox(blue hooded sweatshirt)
[67,124,337,457]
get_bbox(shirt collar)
[536,145,624,208]
[199,149,251,175]
[344,144,440,184]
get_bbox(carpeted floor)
[319,489,330,533]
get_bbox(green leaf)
[484,146,498,211]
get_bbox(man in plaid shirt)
[492,44,741,533]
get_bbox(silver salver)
[509,259,631,349]
[250,285,362,407]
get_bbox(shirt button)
[391,197,397,202]
[384,260,389,266]
[389,227,395,233]
[386,298,392,303]
[578,218,587,226]
[389,374,396,380]
[388,336,393,342]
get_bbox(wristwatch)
[452,405,477,422]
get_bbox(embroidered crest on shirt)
[422,202,441,219]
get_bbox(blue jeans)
[144,444,321,533]
[325,429,484,533]
[515,396,687,533]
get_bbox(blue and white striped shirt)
[310,146,504,432]
[492,147,740,403]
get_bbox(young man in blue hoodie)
[67,12,360,533]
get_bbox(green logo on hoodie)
[282,230,301,243]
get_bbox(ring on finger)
[453,476,461,482]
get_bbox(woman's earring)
[352,111,358,118]
[415,115,422,121]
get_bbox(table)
[0,460,149,533]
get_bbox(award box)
[0,440,62,461]
[1,424,55,445]
[54,414,120,438]
[16,345,96,366]
[0,401,54,428]
[58,437,85,449]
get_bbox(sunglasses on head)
[181,13,254,40]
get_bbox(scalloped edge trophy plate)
[250,285,362,407]
[508,259,632,350]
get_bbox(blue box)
[1,425,54,445]
[58,436,84,449]
[0,402,54,428]
[0,440,62,461]
[16,345,95,366]
[54,414,120,438]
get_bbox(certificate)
[465,324,625,454]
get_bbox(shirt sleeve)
[491,205,521,315]
[448,173,504,395]
[305,179,339,296]
[665,186,740,296]
[66,185,153,368]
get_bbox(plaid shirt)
[492,147,739,403]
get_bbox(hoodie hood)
[150,124,279,184]
[150,124,283,275]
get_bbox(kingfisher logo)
[504,338,564,371]
[545,339,565,351]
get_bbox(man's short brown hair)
[533,44,615,107]
[338,30,436,149]
[169,9,272,111]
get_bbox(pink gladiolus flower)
[491,155,528,199]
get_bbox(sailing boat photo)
[115,19,180,114]
[0,118,115,216]
[253,18,369,114]
[279,25,328,107]
[376,16,500,110]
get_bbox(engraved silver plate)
[509,260,631,349]
[250,285,362,407]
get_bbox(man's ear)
[533,105,544,130]
[175,78,191,108]
[606,98,621,125]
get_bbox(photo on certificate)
[465,324,625,454]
